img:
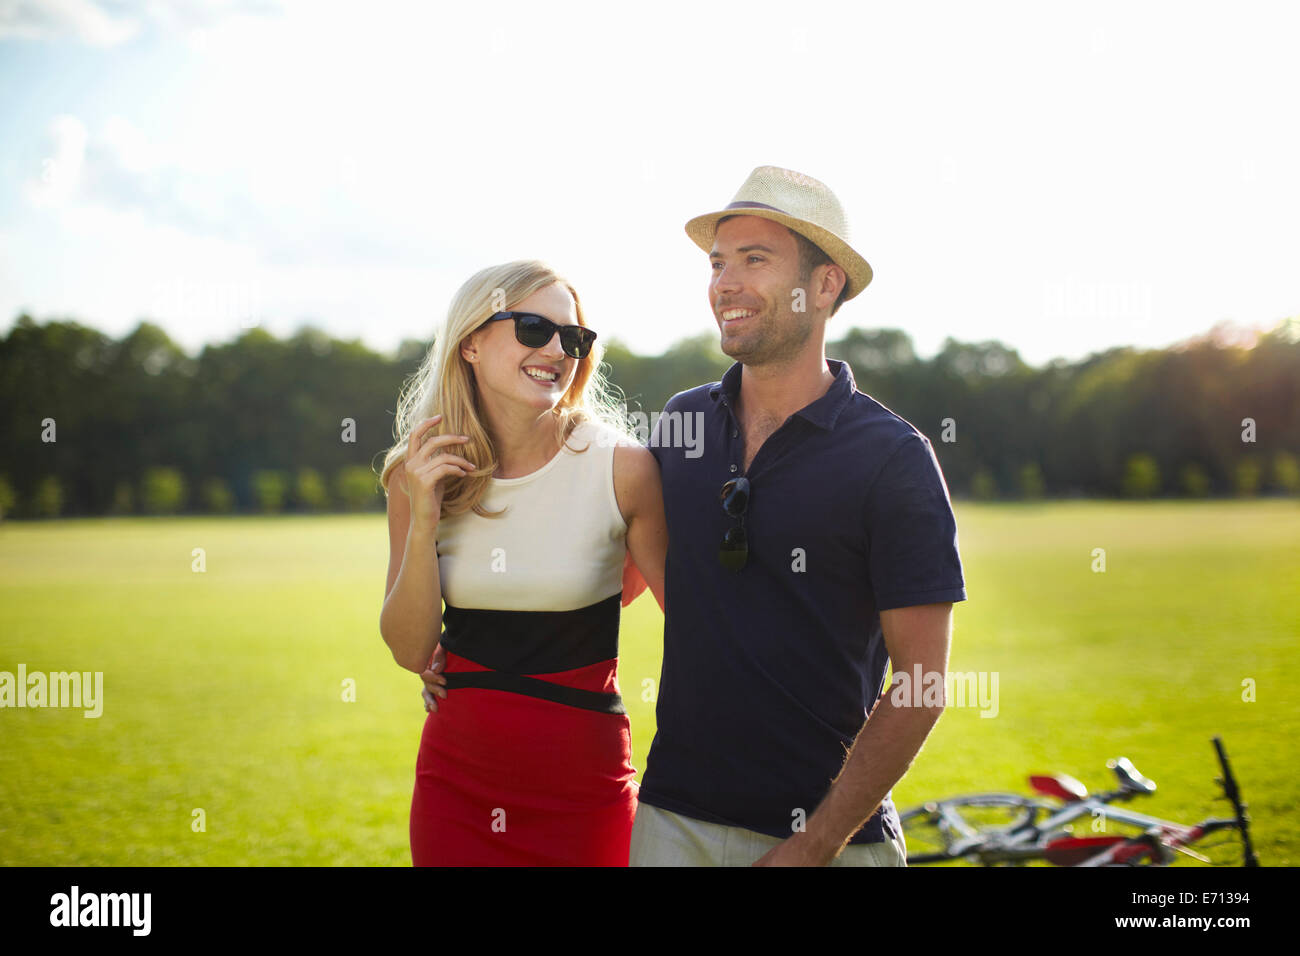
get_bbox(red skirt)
[409,649,638,866]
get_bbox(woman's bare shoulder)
[613,440,660,521]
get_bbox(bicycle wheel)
[898,794,1051,864]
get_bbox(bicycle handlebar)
[1212,736,1259,867]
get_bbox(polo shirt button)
[732,430,738,438]
[730,464,737,473]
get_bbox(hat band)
[725,201,784,214]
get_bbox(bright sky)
[1,0,1297,365]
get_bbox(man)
[628,166,967,866]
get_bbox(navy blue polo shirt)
[641,358,967,845]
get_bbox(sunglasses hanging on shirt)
[719,476,750,572]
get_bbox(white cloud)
[21,112,421,268]
[100,114,165,171]
[0,0,138,45]
[0,0,283,46]
[23,114,88,208]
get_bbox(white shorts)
[629,801,908,867]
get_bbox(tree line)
[1,313,1297,518]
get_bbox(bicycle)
[897,736,1259,866]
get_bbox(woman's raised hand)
[405,414,474,534]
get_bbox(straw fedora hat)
[685,165,873,300]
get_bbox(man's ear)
[817,264,847,311]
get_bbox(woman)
[379,260,667,866]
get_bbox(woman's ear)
[460,331,480,364]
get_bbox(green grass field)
[1,501,1296,866]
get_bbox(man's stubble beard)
[719,298,815,368]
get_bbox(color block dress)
[409,420,638,866]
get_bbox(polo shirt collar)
[707,361,744,405]
[708,358,856,432]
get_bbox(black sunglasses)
[719,476,750,572]
[486,311,598,360]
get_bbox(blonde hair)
[380,260,629,519]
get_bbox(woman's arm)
[380,476,442,672]
[380,415,474,673]
[613,443,667,612]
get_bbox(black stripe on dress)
[438,593,624,714]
